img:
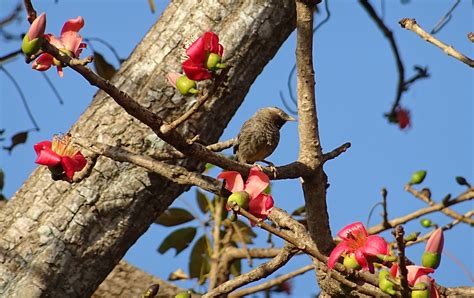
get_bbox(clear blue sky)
[1,1,472,296]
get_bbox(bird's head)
[264,107,296,128]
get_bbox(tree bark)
[0,0,296,296]
[93,260,183,297]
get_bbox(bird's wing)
[233,134,240,155]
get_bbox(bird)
[233,107,296,166]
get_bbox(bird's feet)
[253,160,277,178]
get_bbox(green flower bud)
[410,170,427,185]
[378,270,397,295]
[175,291,191,298]
[21,34,42,56]
[227,191,250,210]
[52,49,75,67]
[142,284,159,297]
[455,176,469,186]
[176,75,198,95]
[343,254,361,270]
[205,53,221,70]
[420,218,432,228]
[422,251,441,269]
[411,283,430,298]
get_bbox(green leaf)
[229,259,241,277]
[204,163,215,172]
[189,235,210,284]
[157,227,196,256]
[3,131,28,153]
[196,190,210,213]
[291,205,306,216]
[93,51,116,80]
[231,220,257,244]
[154,208,194,226]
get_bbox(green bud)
[227,191,250,210]
[376,254,397,262]
[52,49,75,67]
[420,218,432,228]
[404,231,420,242]
[142,284,160,297]
[343,254,361,270]
[455,176,469,186]
[411,284,430,298]
[176,75,198,95]
[422,251,441,269]
[378,270,397,295]
[175,291,192,298]
[21,34,42,56]
[410,170,427,185]
[205,53,221,70]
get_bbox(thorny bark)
[0,0,296,296]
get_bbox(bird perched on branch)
[234,107,296,166]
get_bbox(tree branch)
[405,184,474,225]
[399,18,474,67]
[229,264,314,297]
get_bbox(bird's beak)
[286,116,297,121]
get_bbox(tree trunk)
[0,0,296,296]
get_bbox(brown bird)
[234,107,296,166]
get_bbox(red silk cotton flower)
[328,222,390,272]
[390,264,440,298]
[395,107,411,130]
[32,16,86,77]
[34,134,87,182]
[182,32,224,81]
[218,167,274,222]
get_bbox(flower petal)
[60,16,84,55]
[186,34,208,63]
[244,167,270,199]
[32,53,54,71]
[362,235,389,256]
[61,152,87,180]
[337,222,368,241]
[217,171,244,192]
[248,193,273,218]
[406,265,435,286]
[354,249,369,271]
[45,34,64,48]
[34,141,52,155]
[182,59,211,81]
[327,242,349,269]
[425,228,444,254]
[35,146,61,166]
[204,32,221,55]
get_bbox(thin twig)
[368,189,474,235]
[322,142,351,162]
[203,244,298,297]
[405,184,474,225]
[23,0,37,24]
[399,18,474,67]
[208,197,224,290]
[84,37,124,63]
[381,188,389,226]
[430,0,460,34]
[0,3,22,27]
[393,226,410,297]
[0,49,22,65]
[41,72,64,105]
[230,221,252,266]
[229,264,314,297]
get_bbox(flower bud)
[205,53,221,70]
[455,176,469,186]
[378,270,396,295]
[227,191,250,210]
[410,170,427,185]
[411,275,431,298]
[175,291,191,298]
[176,75,198,95]
[422,228,443,269]
[142,284,160,297]
[343,254,361,270]
[22,34,42,56]
[420,218,433,228]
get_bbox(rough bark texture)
[0,0,296,296]
[93,260,183,297]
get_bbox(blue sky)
[1,0,472,296]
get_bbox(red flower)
[328,222,390,272]
[396,107,411,129]
[34,134,86,181]
[32,16,86,77]
[217,167,274,222]
[390,264,440,298]
[182,32,224,81]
